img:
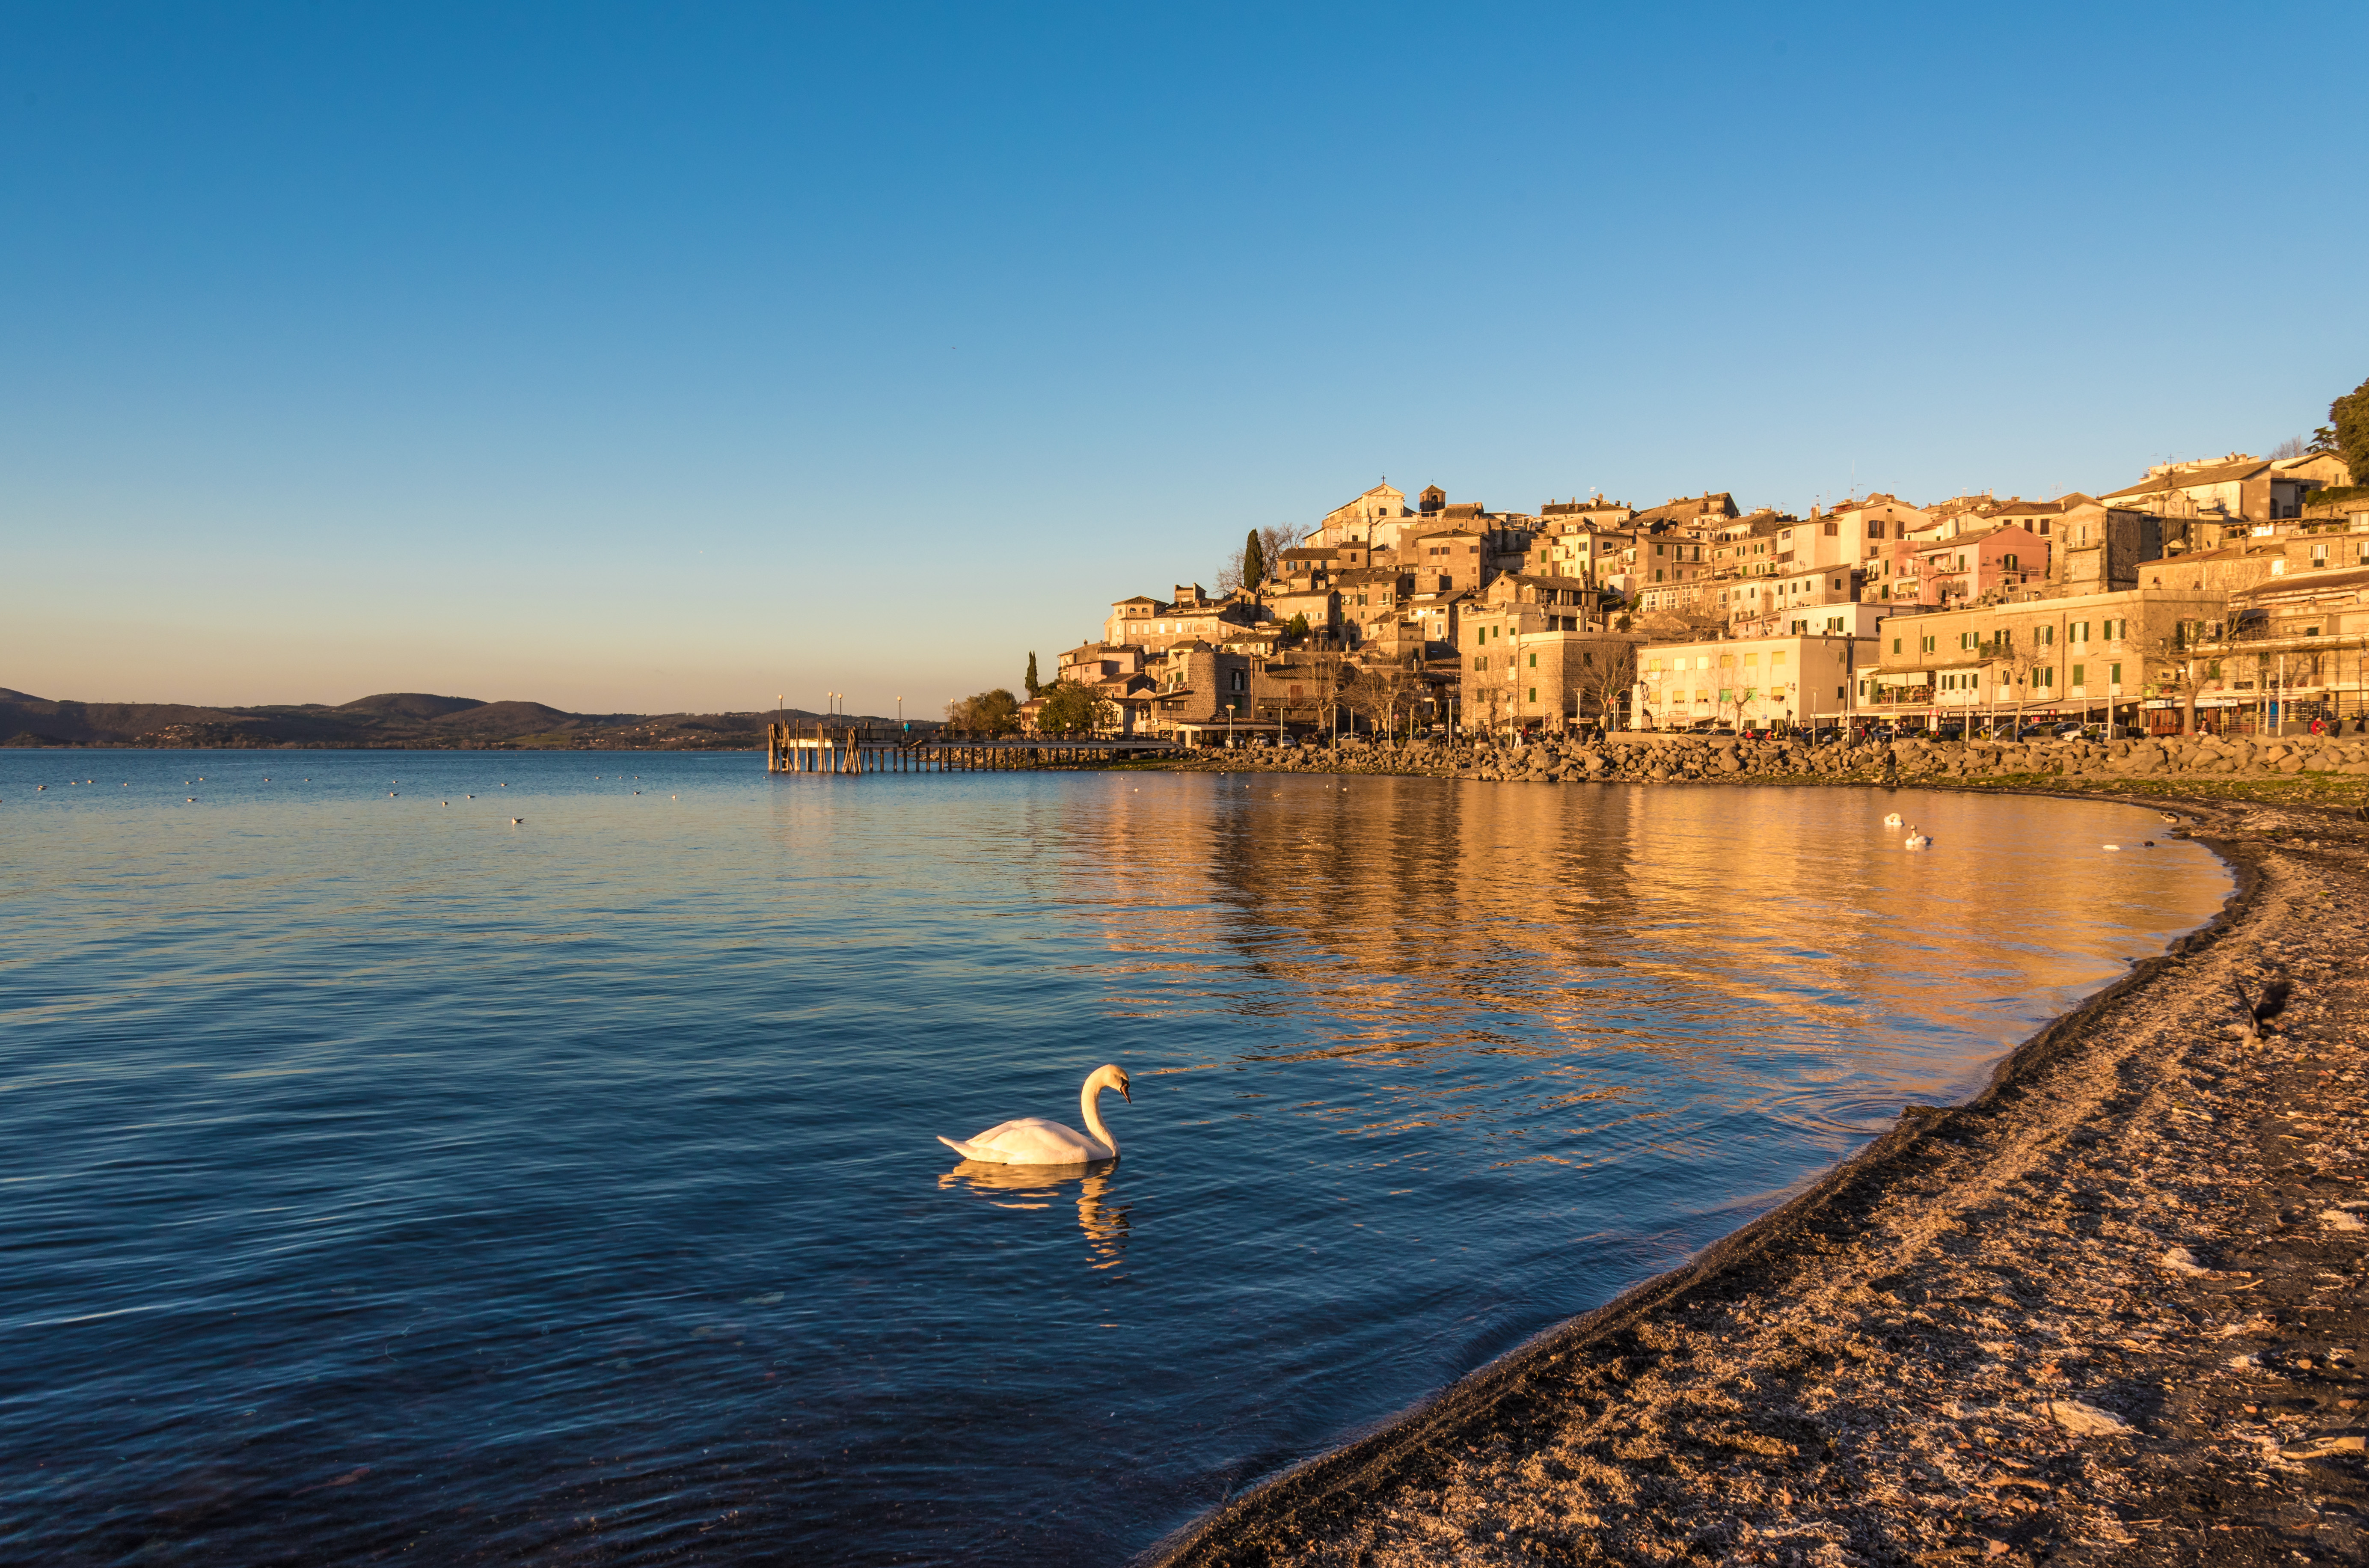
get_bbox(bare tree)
[1277,645,1346,738]
[1580,641,1638,732]
[1258,524,1297,583]
[1344,661,1419,739]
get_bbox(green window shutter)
[1527,652,1537,668]
[1528,687,1538,702]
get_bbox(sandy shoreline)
[1149,790,2369,1567]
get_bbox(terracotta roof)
[2101,458,2269,500]
[2228,563,2369,600]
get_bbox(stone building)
[1400,526,1490,596]
[1332,564,1419,650]
[1138,640,1258,739]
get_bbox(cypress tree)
[1024,652,1041,698]
[1242,529,1266,590]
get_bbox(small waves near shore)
[0,752,2228,1565]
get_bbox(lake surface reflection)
[0,754,2228,1565]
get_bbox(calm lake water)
[2,751,2228,1565]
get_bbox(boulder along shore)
[1140,771,2369,1567]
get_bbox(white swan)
[1882,812,1904,827]
[1903,827,1931,850]
[938,1064,1131,1164]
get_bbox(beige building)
[1316,483,1410,540]
[1102,585,1270,652]
[1460,591,1641,731]
[2169,523,2369,730]
[1863,588,2223,727]
[1632,633,1874,731]
[2099,454,2346,523]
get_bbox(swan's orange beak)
[1120,1081,1132,1102]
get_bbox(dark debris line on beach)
[1154,802,2369,1568]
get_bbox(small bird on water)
[510,817,523,825]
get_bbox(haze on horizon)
[3,1,2362,718]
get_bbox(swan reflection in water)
[938,1160,1133,1269]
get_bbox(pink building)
[1909,523,2050,607]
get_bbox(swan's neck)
[1080,1079,1119,1158]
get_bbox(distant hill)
[338,692,487,718]
[439,699,569,727]
[0,689,935,750]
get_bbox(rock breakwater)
[1186,731,2369,794]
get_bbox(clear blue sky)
[5,1,2363,716]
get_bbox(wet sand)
[1153,795,2369,1567]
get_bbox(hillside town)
[1030,414,2369,743]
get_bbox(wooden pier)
[765,723,1175,775]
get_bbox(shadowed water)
[0,753,2228,1564]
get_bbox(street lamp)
[896,695,904,730]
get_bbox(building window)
[2109,662,2122,684]
[1527,652,1538,668]
[1528,687,1538,702]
